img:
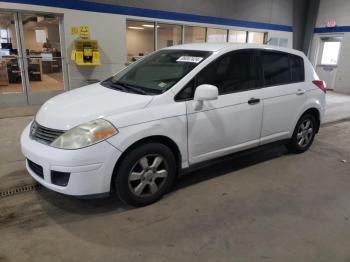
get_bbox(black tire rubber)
[115,143,176,207]
[286,113,317,154]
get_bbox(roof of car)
[165,43,305,57]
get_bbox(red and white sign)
[327,20,337,28]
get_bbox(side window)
[175,50,258,101]
[197,50,257,95]
[290,54,305,83]
[175,79,195,101]
[262,51,291,86]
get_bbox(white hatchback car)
[21,43,326,206]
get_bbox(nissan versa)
[21,43,326,206]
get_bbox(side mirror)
[193,84,218,110]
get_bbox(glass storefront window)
[125,20,268,64]
[157,23,182,49]
[207,28,227,43]
[184,26,206,43]
[228,30,247,43]
[247,31,266,44]
[126,20,155,63]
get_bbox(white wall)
[92,0,293,26]
[310,0,350,94]
[63,10,126,88]
[316,0,350,27]
[335,35,350,93]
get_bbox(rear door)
[181,49,264,164]
[260,50,307,144]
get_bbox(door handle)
[248,98,260,105]
[296,89,306,95]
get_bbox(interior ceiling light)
[142,24,160,28]
[128,26,144,30]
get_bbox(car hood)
[35,83,153,130]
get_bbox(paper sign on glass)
[176,56,203,63]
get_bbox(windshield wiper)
[101,80,125,91]
[113,81,148,95]
[101,79,147,95]
[104,82,127,92]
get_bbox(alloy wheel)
[128,154,169,198]
[297,119,314,147]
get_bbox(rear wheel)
[287,114,317,153]
[115,143,176,207]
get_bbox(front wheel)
[286,114,317,153]
[115,143,176,207]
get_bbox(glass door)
[19,13,66,104]
[0,11,66,106]
[0,11,27,106]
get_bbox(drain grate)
[0,184,42,198]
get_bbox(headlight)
[51,119,118,150]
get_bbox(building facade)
[1,0,333,107]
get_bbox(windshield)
[101,50,212,95]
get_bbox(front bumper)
[21,124,122,196]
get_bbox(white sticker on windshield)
[176,56,203,63]
[158,82,167,88]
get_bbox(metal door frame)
[313,34,343,67]
[0,11,27,106]
[314,34,343,90]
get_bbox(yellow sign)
[71,26,79,36]
[71,39,100,66]
[80,25,90,38]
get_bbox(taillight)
[312,80,327,93]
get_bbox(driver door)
[183,50,263,164]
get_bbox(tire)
[115,143,176,207]
[286,113,317,153]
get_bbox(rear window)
[261,51,305,87]
[290,54,305,83]
[262,51,291,86]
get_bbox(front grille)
[30,121,65,145]
[27,159,44,179]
